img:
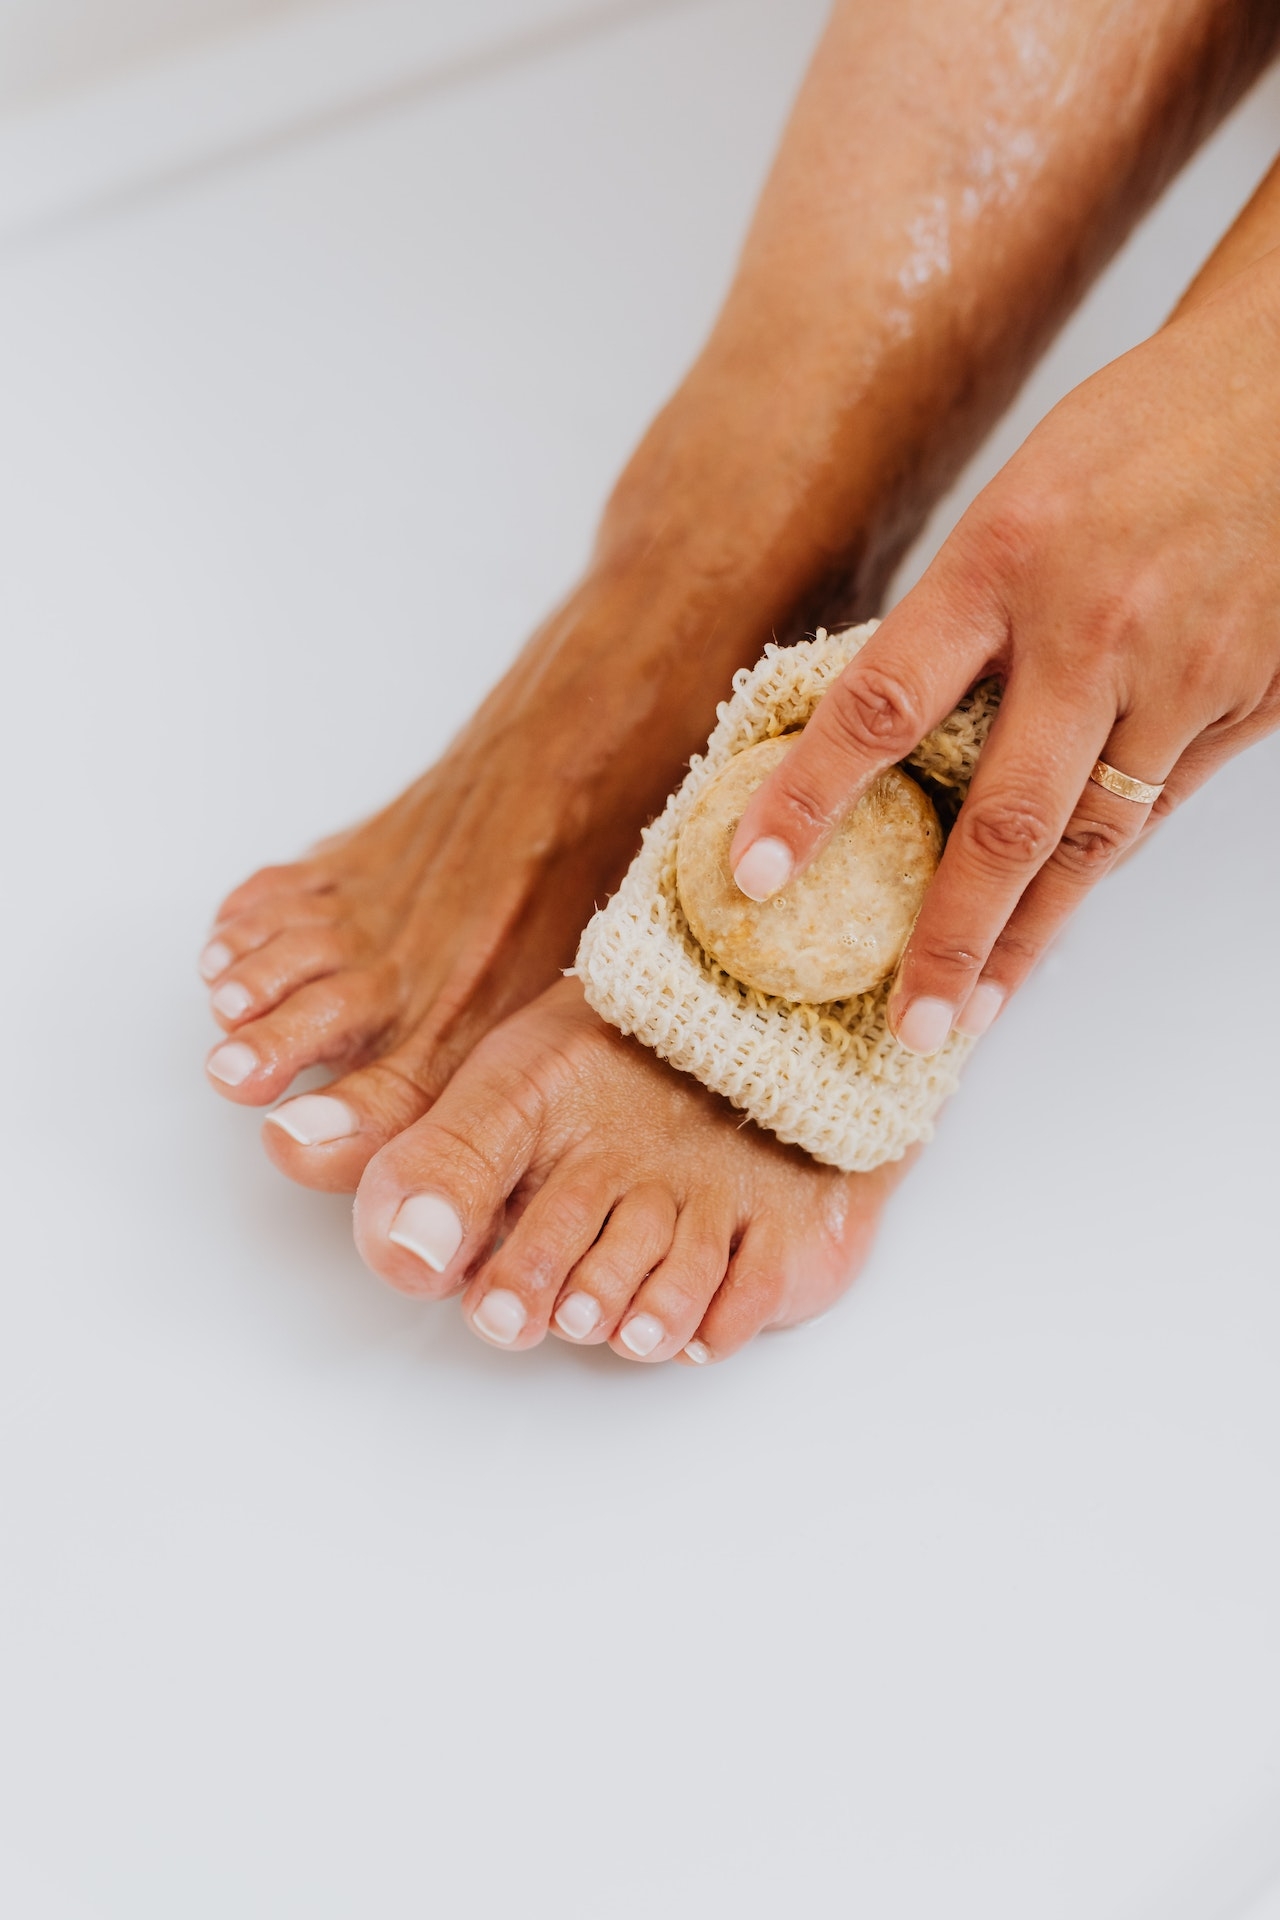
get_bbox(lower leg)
[203,0,1279,1191]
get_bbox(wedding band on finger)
[1088,758,1165,806]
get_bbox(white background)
[2,4,1279,1915]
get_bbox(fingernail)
[955,981,1004,1040]
[554,1292,602,1340]
[683,1339,710,1366]
[893,996,954,1056]
[472,1288,527,1346]
[388,1193,465,1274]
[620,1313,666,1358]
[199,940,233,982]
[211,980,253,1020]
[265,1094,359,1146]
[733,837,793,902]
[207,1041,258,1086]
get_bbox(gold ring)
[1088,758,1164,806]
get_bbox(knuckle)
[1050,811,1130,881]
[961,792,1057,869]
[911,931,985,976]
[824,664,923,759]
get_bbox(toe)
[459,1161,617,1350]
[213,860,326,926]
[205,969,389,1104]
[608,1204,735,1365]
[200,891,338,982]
[261,1052,436,1194]
[352,1025,563,1299]
[683,1221,792,1364]
[209,925,349,1028]
[550,1183,677,1345]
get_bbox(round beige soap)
[675,735,942,1003]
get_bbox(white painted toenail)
[620,1313,665,1358]
[554,1292,602,1340]
[199,940,233,982]
[388,1193,464,1274]
[683,1340,710,1365]
[265,1095,359,1146]
[472,1288,527,1346]
[211,980,253,1020]
[207,1041,257,1086]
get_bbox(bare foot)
[352,979,911,1365]
[200,543,790,1192]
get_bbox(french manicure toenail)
[199,940,233,982]
[472,1289,527,1346]
[683,1339,710,1365]
[388,1193,464,1274]
[733,837,793,902]
[955,981,1004,1040]
[207,1041,258,1086]
[554,1292,602,1340]
[620,1313,665,1358]
[211,980,253,1020]
[265,1095,359,1147]
[893,996,954,1056]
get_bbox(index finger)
[728,573,1001,901]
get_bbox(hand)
[730,248,1280,1052]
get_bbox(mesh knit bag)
[574,622,1000,1172]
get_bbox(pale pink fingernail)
[211,980,253,1020]
[207,1041,257,1086]
[265,1095,359,1146]
[472,1288,527,1346]
[733,837,793,901]
[955,981,1004,1040]
[554,1292,602,1340]
[200,940,233,982]
[620,1313,665,1358]
[893,996,954,1056]
[683,1339,710,1366]
[388,1193,464,1274]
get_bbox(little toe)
[609,1205,735,1365]
[200,891,340,985]
[209,925,350,1028]
[681,1222,791,1365]
[213,860,327,926]
[353,1026,562,1299]
[550,1183,677,1345]
[205,969,388,1104]
[459,1162,617,1350]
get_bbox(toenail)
[892,996,954,1056]
[620,1313,666,1358]
[683,1339,710,1365]
[199,940,233,982]
[207,1041,258,1086]
[388,1193,464,1274]
[266,1094,359,1146]
[211,980,254,1020]
[554,1291,602,1340]
[472,1288,528,1346]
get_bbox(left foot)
[353,978,910,1365]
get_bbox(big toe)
[353,1022,560,1301]
[261,1053,441,1193]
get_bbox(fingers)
[728,573,997,898]
[952,720,1193,1024]
[887,664,1117,1051]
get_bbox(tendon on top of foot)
[574,624,999,1173]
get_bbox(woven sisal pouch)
[574,622,1000,1172]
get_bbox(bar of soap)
[676,735,941,1003]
